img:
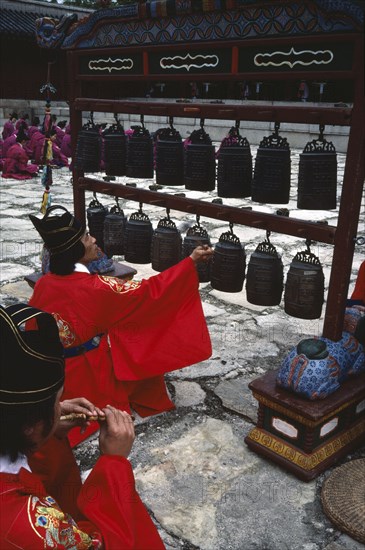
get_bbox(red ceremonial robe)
[29,258,211,446]
[352,261,365,304]
[0,437,165,549]
[2,143,38,180]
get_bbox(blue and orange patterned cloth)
[277,306,365,400]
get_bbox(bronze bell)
[75,112,101,173]
[217,122,252,198]
[246,232,283,306]
[124,204,153,264]
[103,115,127,177]
[284,240,325,319]
[252,122,291,204]
[103,198,126,258]
[211,224,246,293]
[182,217,212,283]
[86,193,109,251]
[126,117,154,179]
[155,119,184,186]
[184,119,215,192]
[297,125,337,210]
[151,212,182,272]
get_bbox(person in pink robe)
[28,128,69,167]
[2,133,17,158]
[60,123,72,158]
[28,128,46,164]
[51,116,67,147]
[2,112,18,140]
[2,128,39,180]
[0,139,3,171]
[15,112,29,131]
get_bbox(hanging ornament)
[39,62,57,214]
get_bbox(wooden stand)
[245,369,365,481]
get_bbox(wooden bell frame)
[44,0,364,342]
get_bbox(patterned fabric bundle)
[276,306,365,399]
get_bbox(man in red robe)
[29,205,213,446]
[0,303,165,549]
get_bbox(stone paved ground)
[0,147,364,550]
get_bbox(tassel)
[46,139,53,161]
[40,188,52,214]
[41,165,53,187]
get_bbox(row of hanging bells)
[87,195,324,319]
[76,115,337,210]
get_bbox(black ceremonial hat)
[29,205,85,256]
[0,304,64,405]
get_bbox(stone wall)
[0,98,350,152]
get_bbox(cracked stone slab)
[172,381,206,408]
[214,378,258,422]
[134,416,261,549]
[134,415,318,550]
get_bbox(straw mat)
[321,458,365,544]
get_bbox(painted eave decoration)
[35,0,364,51]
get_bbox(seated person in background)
[27,116,41,137]
[51,114,67,147]
[0,303,165,550]
[27,127,69,167]
[49,127,69,167]
[2,127,38,180]
[2,111,18,140]
[60,123,72,158]
[15,112,29,131]
[2,128,18,158]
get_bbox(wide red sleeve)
[351,261,365,303]
[104,257,212,379]
[78,455,165,550]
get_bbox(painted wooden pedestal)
[245,369,365,481]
